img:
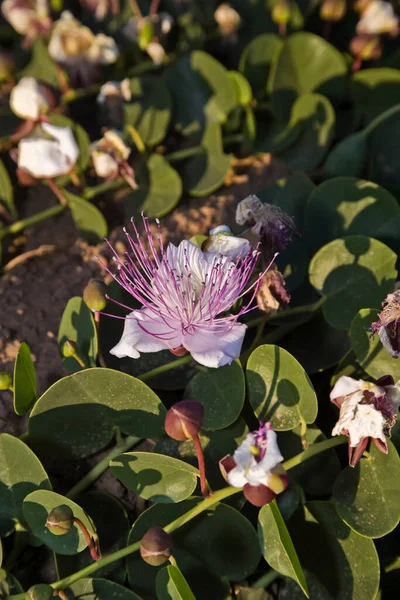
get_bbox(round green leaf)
[23,490,95,555]
[20,39,59,88]
[350,308,400,380]
[0,158,16,219]
[124,154,182,219]
[56,492,129,583]
[334,440,400,538]
[65,578,143,600]
[239,33,283,99]
[13,341,37,416]
[309,236,397,330]
[58,297,98,373]
[305,177,400,252]
[184,360,245,430]
[228,71,252,106]
[276,93,335,171]
[246,344,318,430]
[351,68,400,124]
[165,51,238,136]
[124,75,172,146]
[64,191,108,244]
[324,132,368,178]
[0,433,52,537]
[270,32,347,122]
[367,107,400,195]
[258,500,308,596]
[289,502,380,600]
[181,121,232,197]
[28,368,166,459]
[156,565,196,600]
[110,452,199,503]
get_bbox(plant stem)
[165,146,205,163]
[0,204,65,240]
[94,312,107,369]
[252,568,280,589]
[282,436,347,471]
[83,179,125,201]
[137,354,193,382]
[126,124,146,154]
[73,518,101,561]
[192,434,211,498]
[245,297,325,330]
[61,84,102,105]
[72,351,86,369]
[66,435,141,500]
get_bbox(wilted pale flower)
[256,269,290,313]
[331,375,400,467]
[349,33,382,60]
[97,79,131,129]
[10,77,56,121]
[371,290,400,358]
[80,0,120,20]
[48,11,119,66]
[123,12,173,44]
[17,122,79,180]
[2,0,52,45]
[90,129,137,189]
[97,79,132,105]
[214,3,241,36]
[102,217,267,369]
[236,195,295,252]
[356,0,399,35]
[202,225,251,260]
[145,42,166,65]
[220,422,288,506]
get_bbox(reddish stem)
[149,0,160,16]
[46,178,68,206]
[192,434,211,498]
[323,21,333,41]
[54,590,69,600]
[352,56,362,72]
[73,518,101,561]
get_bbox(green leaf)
[270,32,347,122]
[64,191,108,244]
[124,154,182,219]
[110,452,199,503]
[350,308,400,380]
[13,342,37,416]
[258,500,308,596]
[0,434,52,537]
[124,75,172,146]
[309,236,397,330]
[246,344,318,430]
[289,502,380,600]
[184,360,245,430]
[165,51,238,136]
[20,39,59,87]
[0,158,16,219]
[156,565,196,600]
[228,71,252,106]
[367,107,400,196]
[239,33,283,99]
[57,297,98,373]
[181,121,232,197]
[304,177,400,252]
[276,93,335,171]
[56,492,129,583]
[66,578,144,599]
[331,349,367,387]
[350,68,400,124]
[28,368,166,459]
[23,490,95,555]
[334,440,400,538]
[324,132,368,178]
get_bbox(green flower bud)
[140,526,172,566]
[320,0,346,21]
[61,340,78,358]
[46,505,74,536]
[138,19,155,50]
[272,0,291,25]
[164,400,204,441]
[83,279,108,312]
[27,584,54,600]
[0,372,12,391]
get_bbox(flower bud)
[272,0,291,24]
[0,372,12,391]
[83,279,108,312]
[349,34,381,60]
[62,340,78,358]
[164,400,204,441]
[28,584,54,600]
[138,19,155,50]
[320,0,347,21]
[243,483,276,507]
[46,504,74,535]
[140,526,172,566]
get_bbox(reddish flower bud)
[243,483,276,507]
[165,400,204,441]
[46,505,74,535]
[219,454,236,483]
[140,526,172,566]
[83,279,108,312]
[349,34,382,60]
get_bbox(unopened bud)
[243,483,276,507]
[0,372,12,391]
[62,340,78,358]
[140,526,172,566]
[349,34,381,60]
[272,0,291,25]
[46,505,74,535]
[0,50,15,81]
[320,0,346,21]
[138,19,154,50]
[28,584,54,600]
[165,400,204,441]
[83,279,108,312]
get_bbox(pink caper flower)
[101,216,270,369]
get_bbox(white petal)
[259,428,284,473]
[88,33,119,64]
[10,77,48,120]
[227,466,248,488]
[18,137,70,178]
[146,42,165,65]
[110,309,181,359]
[41,122,80,165]
[204,233,251,260]
[2,1,35,34]
[184,323,246,368]
[92,151,118,178]
[357,0,398,33]
[332,394,386,447]
[330,376,362,402]
[232,434,256,469]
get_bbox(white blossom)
[10,77,50,121]
[356,0,399,35]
